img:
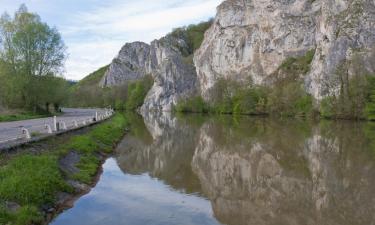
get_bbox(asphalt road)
[0,108,107,144]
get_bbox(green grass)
[0,113,128,224]
[0,113,46,122]
[0,204,42,225]
[0,155,71,206]
[73,65,109,90]
[61,113,128,183]
[71,154,100,184]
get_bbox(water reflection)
[51,158,220,225]
[116,112,203,194]
[52,113,375,225]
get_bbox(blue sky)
[0,0,222,80]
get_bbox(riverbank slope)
[0,113,128,225]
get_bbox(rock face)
[100,0,375,110]
[100,35,198,111]
[194,0,375,100]
[99,42,153,87]
[140,44,197,112]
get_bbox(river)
[50,113,375,225]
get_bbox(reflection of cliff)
[115,113,375,225]
[192,119,375,225]
[302,122,375,225]
[115,112,203,193]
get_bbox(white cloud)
[0,0,223,80]
[62,0,222,80]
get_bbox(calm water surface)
[51,113,375,225]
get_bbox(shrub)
[267,82,313,117]
[232,87,267,115]
[175,96,208,113]
[279,49,315,76]
[170,20,213,55]
[365,76,375,120]
[126,76,153,110]
[320,96,337,119]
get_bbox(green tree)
[0,4,67,111]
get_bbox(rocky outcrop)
[100,35,198,111]
[100,0,375,110]
[99,42,153,87]
[194,0,375,100]
[140,43,197,112]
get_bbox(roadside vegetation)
[0,112,49,122]
[0,113,128,224]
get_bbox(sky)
[0,0,222,80]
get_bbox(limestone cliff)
[100,34,198,112]
[100,0,375,111]
[194,0,375,100]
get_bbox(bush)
[232,87,267,115]
[267,82,313,117]
[320,71,372,120]
[170,20,213,56]
[365,76,375,120]
[320,96,336,119]
[175,96,208,113]
[279,49,315,76]
[125,76,153,110]
[176,78,312,117]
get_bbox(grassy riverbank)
[0,113,128,224]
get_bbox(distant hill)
[68,65,109,107]
[74,65,109,90]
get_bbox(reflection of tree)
[115,112,203,194]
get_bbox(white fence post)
[45,124,53,134]
[95,111,98,121]
[53,116,57,131]
[61,121,67,130]
[21,127,31,139]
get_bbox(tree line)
[176,48,375,121]
[0,5,69,114]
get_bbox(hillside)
[74,65,109,90]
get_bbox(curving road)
[0,108,107,144]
